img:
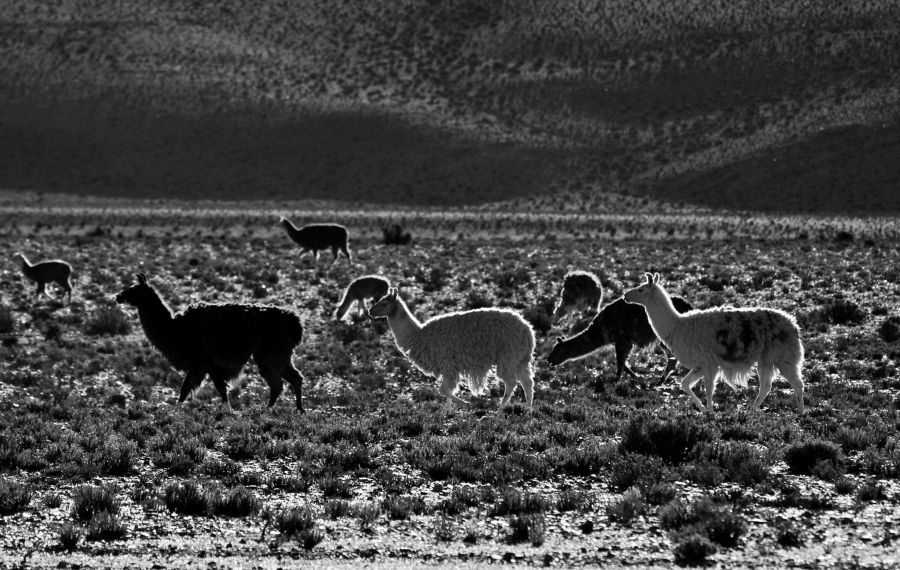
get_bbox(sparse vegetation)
[0,211,897,567]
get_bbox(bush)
[85,511,127,541]
[775,521,804,548]
[354,502,381,532]
[856,481,888,502]
[58,523,81,551]
[275,506,317,537]
[0,478,31,515]
[164,480,209,516]
[695,442,769,485]
[507,513,545,546]
[210,486,260,517]
[606,487,647,525]
[383,495,428,520]
[85,305,131,336]
[522,304,552,336]
[490,488,549,515]
[673,532,718,566]
[71,484,119,521]
[91,435,137,476]
[660,496,747,548]
[607,453,669,492]
[878,316,900,343]
[556,489,591,512]
[299,528,324,550]
[783,440,843,479]
[620,414,708,465]
[0,305,14,334]
[324,499,351,519]
[438,486,483,515]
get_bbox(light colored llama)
[623,273,804,412]
[369,288,536,409]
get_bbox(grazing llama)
[547,295,693,382]
[14,252,73,302]
[115,273,306,412]
[624,273,804,412]
[553,270,603,327]
[278,216,351,265]
[369,288,536,409]
[334,275,391,320]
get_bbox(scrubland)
[0,208,899,568]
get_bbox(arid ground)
[2,1,900,568]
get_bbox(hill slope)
[1,0,899,212]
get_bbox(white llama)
[623,273,804,412]
[368,288,536,409]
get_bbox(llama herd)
[11,217,806,415]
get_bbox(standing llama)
[335,275,391,321]
[547,295,694,383]
[115,273,306,412]
[553,270,603,328]
[368,288,536,409]
[278,216,351,265]
[14,252,74,302]
[624,273,804,412]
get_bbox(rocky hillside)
[1,0,899,212]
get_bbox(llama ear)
[136,273,146,284]
[644,272,653,284]
[555,336,563,344]
[653,273,660,284]
[388,287,398,298]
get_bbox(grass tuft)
[71,484,119,521]
[0,478,31,515]
[783,439,843,479]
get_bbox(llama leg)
[679,369,706,411]
[660,352,679,384]
[254,360,285,408]
[330,246,339,265]
[178,370,205,403]
[358,298,369,317]
[703,371,717,412]
[518,363,535,410]
[439,374,470,408]
[779,362,805,413]
[497,364,518,409]
[209,374,233,413]
[751,364,775,411]
[35,281,45,298]
[281,365,305,412]
[614,342,635,381]
[341,244,351,262]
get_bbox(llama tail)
[465,372,488,396]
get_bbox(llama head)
[623,272,663,306]
[545,336,568,366]
[368,287,400,319]
[115,273,155,306]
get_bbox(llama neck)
[386,298,423,352]
[136,290,177,356]
[641,288,681,348]
[562,327,601,359]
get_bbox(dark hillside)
[1,0,899,211]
